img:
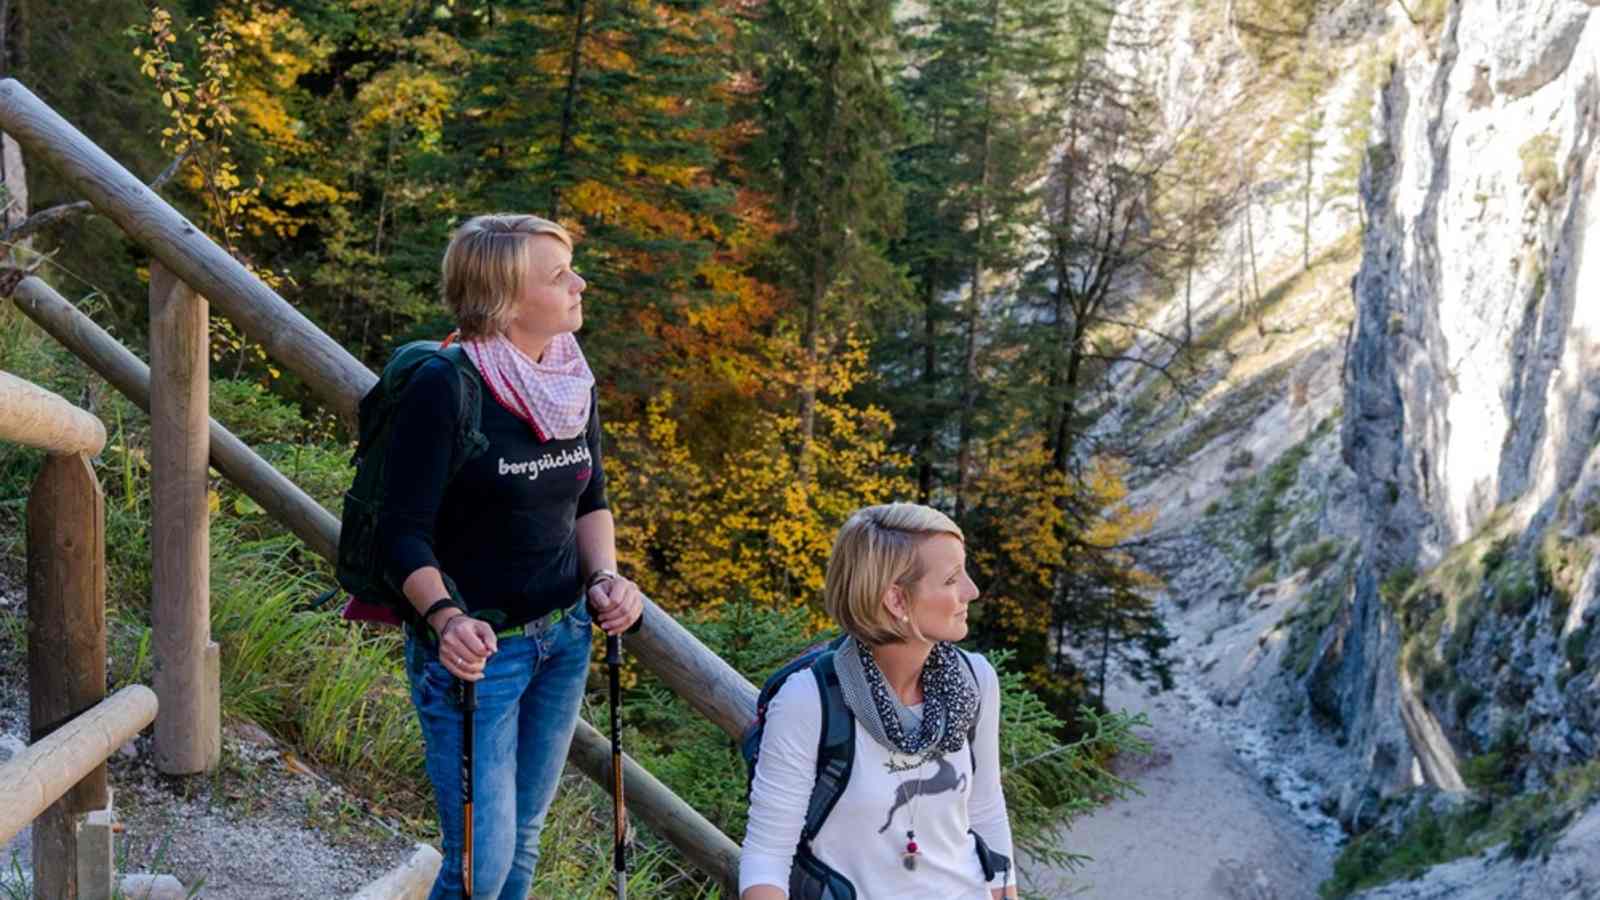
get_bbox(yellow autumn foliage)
[609,339,912,616]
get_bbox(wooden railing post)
[27,451,106,900]
[4,370,112,900]
[148,261,219,774]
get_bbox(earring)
[900,615,909,623]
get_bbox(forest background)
[0,0,1253,892]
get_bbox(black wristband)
[423,597,464,624]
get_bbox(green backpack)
[334,340,488,622]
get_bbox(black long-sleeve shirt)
[377,356,608,628]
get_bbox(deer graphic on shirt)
[877,756,967,833]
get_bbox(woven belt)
[413,600,579,644]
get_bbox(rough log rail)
[0,369,104,454]
[0,685,158,846]
[0,78,374,421]
[14,276,341,561]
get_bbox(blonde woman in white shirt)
[740,503,1020,900]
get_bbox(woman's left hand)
[587,575,644,636]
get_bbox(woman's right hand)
[435,614,498,681]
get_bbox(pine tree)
[1324,53,1383,230]
[1002,8,1231,699]
[1280,50,1328,271]
[883,0,1072,512]
[743,0,904,481]
[447,0,735,390]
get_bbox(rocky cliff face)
[1096,0,1600,892]
[1332,0,1600,804]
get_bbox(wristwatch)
[585,568,620,591]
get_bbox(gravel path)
[1029,675,1335,899]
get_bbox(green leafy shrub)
[1245,562,1278,590]
[1491,558,1539,616]
[210,378,308,444]
[1321,802,1494,898]
[1380,567,1417,605]
[1284,581,1343,677]
[1461,752,1514,797]
[1565,622,1592,674]
[1519,133,1560,206]
[1292,539,1340,577]
[1482,535,1515,575]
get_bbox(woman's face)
[895,534,980,644]
[507,234,586,343]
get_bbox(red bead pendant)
[906,841,918,853]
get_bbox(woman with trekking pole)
[378,214,644,898]
[739,503,1019,899]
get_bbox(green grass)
[1282,579,1344,677]
[1292,539,1341,577]
[1519,133,1560,206]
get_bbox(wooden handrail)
[0,78,375,420]
[12,277,341,561]
[0,369,105,455]
[0,685,158,846]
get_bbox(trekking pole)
[460,678,477,897]
[607,633,627,899]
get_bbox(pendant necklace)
[901,760,924,871]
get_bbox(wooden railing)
[0,77,756,894]
[0,371,160,899]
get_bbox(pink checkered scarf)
[460,332,595,441]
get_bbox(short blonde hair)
[441,214,574,339]
[824,503,964,646]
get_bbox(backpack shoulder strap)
[802,650,854,844]
[958,649,981,771]
[435,345,488,472]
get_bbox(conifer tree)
[447,0,735,388]
[884,0,1071,512]
[744,0,904,481]
[1280,51,1328,271]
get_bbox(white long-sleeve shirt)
[740,650,1018,899]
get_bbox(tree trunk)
[1097,610,1111,706]
[1303,141,1312,271]
[552,0,590,217]
[954,11,1000,521]
[798,249,823,485]
[1245,177,1262,333]
[917,277,938,504]
[954,190,986,522]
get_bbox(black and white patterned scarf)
[835,636,979,769]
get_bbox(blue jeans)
[404,600,593,899]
